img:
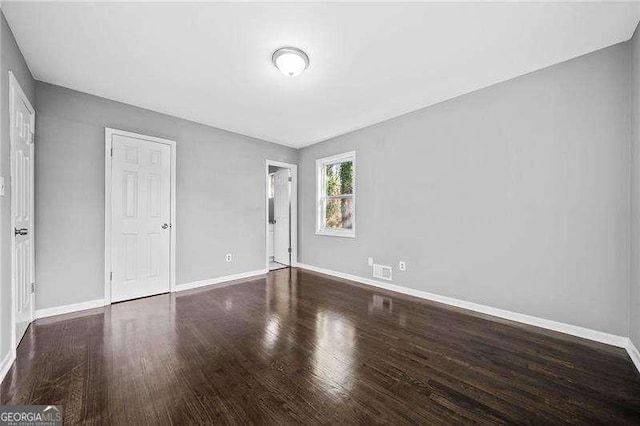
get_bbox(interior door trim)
[104,128,177,304]
[9,71,36,351]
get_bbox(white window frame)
[316,151,356,238]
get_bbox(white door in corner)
[110,134,171,302]
[10,73,35,345]
[273,168,290,265]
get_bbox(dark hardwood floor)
[2,267,640,424]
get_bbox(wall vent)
[373,264,392,281]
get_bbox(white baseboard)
[32,270,267,320]
[175,269,268,292]
[626,339,640,373]
[295,263,629,348]
[0,348,16,384]
[35,299,106,320]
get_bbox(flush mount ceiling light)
[272,47,310,77]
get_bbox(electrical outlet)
[225,253,232,262]
[399,261,406,271]
[368,257,374,266]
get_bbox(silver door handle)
[162,223,169,229]
[14,228,27,236]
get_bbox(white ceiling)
[3,1,640,148]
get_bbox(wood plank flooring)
[2,267,640,424]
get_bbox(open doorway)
[265,160,297,271]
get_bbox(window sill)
[316,229,356,239]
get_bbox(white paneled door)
[10,73,35,346]
[110,133,172,302]
[273,168,290,265]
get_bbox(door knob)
[162,223,169,229]
[14,228,27,236]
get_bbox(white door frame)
[9,71,35,351]
[265,160,297,270]
[104,128,177,304]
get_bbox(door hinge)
[288,247,292,253]
[288,177,292,182]
[110,148,113,157]
[110,272,113,281]
[31,282,35,293]
[30,132,34,144]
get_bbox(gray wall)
[0,12,35,363]
[35,82,297,310]
[631,24,640,347]
[299,43,632,336]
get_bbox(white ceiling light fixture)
[272,47,310,77]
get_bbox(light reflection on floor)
[263,314,281,352]
[313,310,356,398]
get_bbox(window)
[316,151,355,237]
